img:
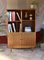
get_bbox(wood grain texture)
[21,32,36,48]
[7,32,21,48]
[7,32,36,48]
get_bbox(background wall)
[39,0,44,29]
[0,0,7,36]
[0,0,7,44]
[0,0,6,17]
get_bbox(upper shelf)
[7,9,35,11]
[7,9,35,22]
[8,20,35,24]
[8,21,21,23]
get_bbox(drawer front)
[21,32,36,48]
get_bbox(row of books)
[8,23,32,32]
[8,23,16,32]
[8,11,21,21]
[8,11,15,21]
[7,11,35,21]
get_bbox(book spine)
[8,24,12,32]
[11,23,14,32]
[12,11,15,21]
[20,23,22,32]
[16,12,21,20]
[12,23,16,32]
[8,12,10,21]
[9,11,12,21]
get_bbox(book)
[8,24,12,32]
[12,11,15,21]
[8,12,10,21]
[9,11,12,21]
[8,11,12,21]
[12,23,16,32]
[20,23,22,32]
[16,12,21,20]
[25,26,32,32]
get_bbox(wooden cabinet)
[7,9,36,48]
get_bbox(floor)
[0,44,44,60]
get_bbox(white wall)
[39,0,44,29]
[7,0,18,9]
